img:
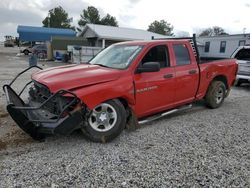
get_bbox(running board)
[138,104,192,124]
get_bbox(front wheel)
[81,99,126,142]
[205,81,226,109]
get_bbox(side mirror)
[137,62,160,73]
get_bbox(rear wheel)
[205,81,226,109]
[23,50,29,55]
[81,99,126,142]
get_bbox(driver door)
[134,44,176,118]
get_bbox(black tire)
[205,81,226,109]
[23,50,29,55]
[81,99,126,143]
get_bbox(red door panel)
[170,42,199,105]
[134,67,175,118]
[174,64,199,104]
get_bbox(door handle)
[189,70,197,75]
[163,74,173,79]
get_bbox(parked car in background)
[20,46,33,55]
[31,44,47,59]
[231,46,250,86]
[20,44,47,57]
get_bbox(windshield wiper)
[94,64,111,68]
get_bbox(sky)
[1,0,250,41]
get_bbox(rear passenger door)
[171,42,199,105]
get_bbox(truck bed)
[196,58,237,100]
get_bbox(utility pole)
[243,28,246,34]
[48,12,51,28]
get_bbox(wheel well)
[117,98,131,119]
[212,75,228,89]
[117,98,129,109]
[117,97,138,130]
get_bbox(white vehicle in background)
[20,46,33,55]
[20,44,47,57]
[231,46,250,86]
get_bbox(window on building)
[141,45,169,68]
[239,40,246,46]
[204,42,210,52]
[220,41,226,53]
[173,44,191,66]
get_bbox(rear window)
[235,49,250,60]
[173,44,191,66]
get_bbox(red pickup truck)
[3,35,238,142]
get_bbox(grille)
[29,81,78,116]
[29,81,51,104]
[29,81,57,114]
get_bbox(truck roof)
[115,39,192,46]
[115,34,200,63]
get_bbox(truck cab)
[132,40,199,117]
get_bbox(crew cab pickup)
[3,35,238,142]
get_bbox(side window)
[173,44,191,66]
[239,40,246,46]
[141,45,169,68]
[204,42,210,52]
[220,41,226,53]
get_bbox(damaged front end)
[3,66,84,140]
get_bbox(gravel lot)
[0,47,250,187]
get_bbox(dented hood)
[32,64,121,92]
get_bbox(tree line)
[42,6,229,37]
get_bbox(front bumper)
[3,66,83,140]
[237,74,250,81]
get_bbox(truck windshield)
[89,45,143,69]
[235,49,250,61]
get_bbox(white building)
[197,33,250,59]
[80,24,166,48]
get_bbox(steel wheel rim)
[215,87,224,104]
[88,103,118,132]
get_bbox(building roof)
[80,24,167,41]
[198,33,250,39]
[17,25,76,42]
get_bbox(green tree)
[147,20,174,36]
[78,6,100,28]
[42,6,72,29]
[100,14,118,26]
[78,6,118,32]
[199,26,229,37]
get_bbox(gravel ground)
[0,50,250,187]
